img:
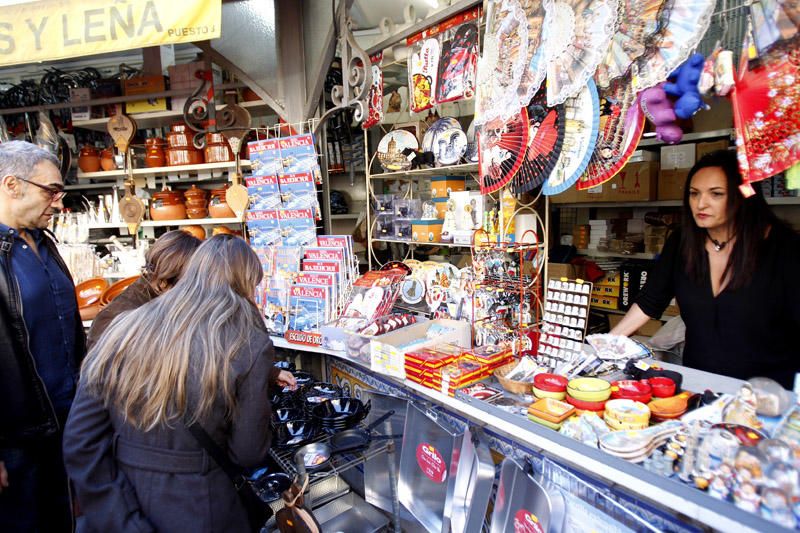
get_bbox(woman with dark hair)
[87,230,201,349]
[612,150,800,387]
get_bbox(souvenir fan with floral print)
[477,107,531,194]
[577,77,645,190]
[544,80,600,195]
[632,0,716,92]
[511,85,566,194]
[475,0,530,125]
[542,0,618,107]
[516,0,548,107]
[594,0,669,89]
[749,0,800,59]
[732,32,800,188]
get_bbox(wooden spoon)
[219,104,251,219]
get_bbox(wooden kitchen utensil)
[219,104,251,219]
[108,112,144,233]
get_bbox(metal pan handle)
[363,409,396,433]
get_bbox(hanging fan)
[750,0,800,58]
[511,86,566,194]
[594,0,669,89]
[632,0,716,92]
[516,0,548,107]
[544,79,600,195]
[732,34,800,187]
[542,0,618,107]
[475,0,530,125]
[577,77,645,190]
[477,107,531,194]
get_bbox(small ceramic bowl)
[533,387,566,400]
[611,380,652,404]
[646,376,676,398]
[567,377,611,403]
[533,373,568,393]
[565,395,606,412]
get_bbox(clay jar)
[166,123,203,166]
[100,148,117,171]
[78,145,101,173]
[150,190,186,221]
[208,186,236,218]
[204,132,233,163]
[183,185,208,218]
[145,138,166,168]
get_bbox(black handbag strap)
[186,422,248,489]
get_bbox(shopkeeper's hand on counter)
[276,370,298,390]
[609,304,652,337]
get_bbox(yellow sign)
[0,0,221,67]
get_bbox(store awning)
[0,0,221,67]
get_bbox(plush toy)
[640,84,683,144]
[664,53,706,119]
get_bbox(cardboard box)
[430,176,466,199]
[657,168,690,200]
[548,262,586,281]
[69,87,92,121]
[602,162,659,202]
[591,294,619,310]
[592,284,620,297]
[412,219,444,243]
[595,271,620,287]
[370,319,471,379]
[620,261,652,311]
[123,75,167,114]
[660,144,696,170]
[696,140,730,160]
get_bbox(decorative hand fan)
[542,0,618,107]
[477,107,531,194]
[516,0,548,107]
[595,0,669,89]
[422,117,462,153]
[750,0,800,58]
[577,77,645,190]
[544,79,600,195]
[475,0,530,125]
[632,0,716,92]
[511,86,566,194]
[732,36,800,187]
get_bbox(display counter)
[272,336,791,533]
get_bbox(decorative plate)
[543,79,600,195]
[434,128,468,166]
[422,117,462,153]
[542,0,618,106]
[377,130,419,171]
[401,278,425,305]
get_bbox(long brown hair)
[681,150,789,290]
[81,235,265,430]
[142,230,202,292]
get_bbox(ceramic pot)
[145,138,166,168]
[78,146,101,173]
[209,188,236,218]
[186,207,208,219]
[150,202,186,221]
[183,185,208,201]
[181,225,206,240]
[100,148,117,171]
[166,147,203,166]
[204,133,233,163]
[185,198,207,209]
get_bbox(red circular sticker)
[514,509,544,533]
[416,443,447,483]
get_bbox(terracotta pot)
[78,146,101,173]
[167,147,203,166]
[79,301,101,321]
[204,133,233,163]
[185,198,207,209]
[183,185,208,201]
[170,123,188,133]
[150,202,186,221]
[100,148,117,171]
[100,276,140,307]
[186,207,208,219]
[209,188,236,218]
[166,131,192,149]
[181,225,206,240]
[145,138,166,168]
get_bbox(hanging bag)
[186,422,274,532]
[275,477,322,533]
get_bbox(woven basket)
[493,362,533,395]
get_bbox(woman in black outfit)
[611,150,800,388]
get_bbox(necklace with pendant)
[708,234,729,252]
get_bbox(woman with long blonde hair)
[63,235,294,532]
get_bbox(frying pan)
[329,409,397,453]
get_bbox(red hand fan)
[478,108,531,194]
[511,87,565,194]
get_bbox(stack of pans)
[303,382,345,418]
[311,398,371,434]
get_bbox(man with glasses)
[0,141,86,532]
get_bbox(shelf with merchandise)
[87,217,243,230]
[76,161,252,181]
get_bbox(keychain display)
[539,278,592,369]
[362,53,384,130]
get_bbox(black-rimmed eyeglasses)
[18,177,66,202]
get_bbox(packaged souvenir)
[436,19,479,104]
[408,37,440,113]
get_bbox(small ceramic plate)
[433,128,467,166]
[377,130,419,171]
